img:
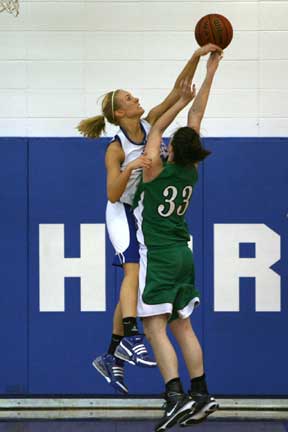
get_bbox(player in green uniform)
[133,51,222,432]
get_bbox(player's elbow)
[108,194,118,203]
[188,115,202,134]
[152,124,166,135]
[147,129,163,149]
[107,189,120,203]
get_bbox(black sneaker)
[155,391,196,432]
[179,392,218,426]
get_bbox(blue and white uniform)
[106,119,168,266]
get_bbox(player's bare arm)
[106,141,152,202]
[145,44,222,126]
[188,52,222,134]
[143,80,196,183]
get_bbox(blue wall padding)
[0,137,287,396]
[0,138,28,394]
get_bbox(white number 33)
[158,185,193,217]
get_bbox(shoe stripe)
[133,344,146,351]
[115,352,136,365]
[92,360,128,394]
[133,349,147,355]
[120,342,133,356]
[117,341,156,365]
[116,381,128,393]
[137,358,157,366]
[133,347,148,354]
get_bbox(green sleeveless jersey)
[133,162,198,248]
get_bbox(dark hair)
[76,90,120,138]
[171,127,211,166]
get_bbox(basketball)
[195,14,233,49]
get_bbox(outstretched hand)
[179,79,196,104]
[195,43,223,57]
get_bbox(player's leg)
[143,315,195,432]
[102,200,155,368]
[120,262,139,331]
[143,314,177,381]
[108,301,124,356]
[115,262,157,367]
[170,318,218,425]
[107,200,140,336]
[112,301,124,336]
[170,317,204,378]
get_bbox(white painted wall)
[0,0,287,137]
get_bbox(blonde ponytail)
[77,89,120,139]
[76,115,106,139]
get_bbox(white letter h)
[39,224,106,312]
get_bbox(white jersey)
[110,119,149,205]
[110,119,169,206]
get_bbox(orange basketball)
[195,14,233,49]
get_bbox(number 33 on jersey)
[133,162,198,249]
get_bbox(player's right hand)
[195,43,223,57]
[128,155,152,170]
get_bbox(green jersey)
[133,162,198,248]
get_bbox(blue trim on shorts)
[112,203,140,267]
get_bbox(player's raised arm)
[143,80,196,182]
[145,44,222,126]
[188,51,222,134]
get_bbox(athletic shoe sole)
[179,400,219,426]
[155,400,196,432]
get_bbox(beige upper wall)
[0,0,287,137]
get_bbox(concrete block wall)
[0,0,287,137]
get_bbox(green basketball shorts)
[137,243,200,322]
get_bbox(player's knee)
[171,317,191,333]
[179,318,191,330]
[143,317,167,341]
